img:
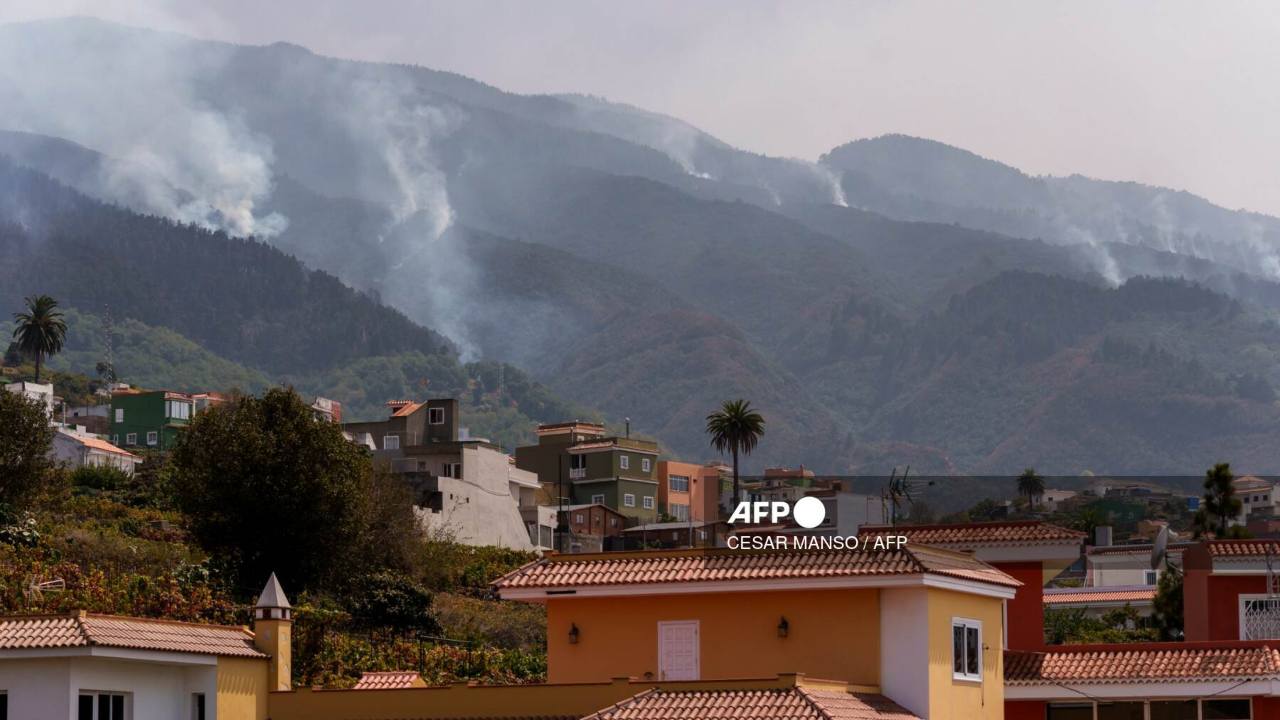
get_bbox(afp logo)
[728,496,826,529]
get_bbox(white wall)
[0,656,72,720]
[0,653,217,720]
[879,587,930,719]
[420,445,534,550]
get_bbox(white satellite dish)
[1151,526,1169,571]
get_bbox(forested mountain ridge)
[8,18,1280,473]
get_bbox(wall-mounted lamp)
[569,623,580,644]
[777,616,789,638]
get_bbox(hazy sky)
[5,0,1280,216]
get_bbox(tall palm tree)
[11,295,67,383]
[705,399,765,511]
[1017,467,1045,510]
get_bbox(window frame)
[146,431,158,446]
[114,408,124,423]
[643,496,655,510]
[591,494,605,505]
[125,433,137,446]
[383,434,400,450]
[669,475,690,492]
[428,407,445,425]
[619,455,630,470]
[642,458,651,472]
[951,617,983,683]
[623,493,636,508]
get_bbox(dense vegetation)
[0,388,546,687]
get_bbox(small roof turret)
[254,573,292,620]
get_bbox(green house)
[109,390,194,452]
[515,422,661,523]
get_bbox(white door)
[658,620,700,680]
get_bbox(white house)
[51,429,142,475]
[4,380,54,416]
[1233,475,1278,524]
[0,576,289,720]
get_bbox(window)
[643,496,655,510]
[1202,699,1251,719]
[429,407,445,425]
[623,493,636,507]
[591,494,605,504]
[669,475,690,492]
[570,455,587,469]
[619,455,630,470]
[146,431,158,446]
[442,462,462,479]
[125,433,136,446]
[1046,705,1094,720]
[951,618,981,681]
[610,517,618,527]
[574,513,584,524]
[1096,702,1144,720]
[191,693,206,720]
[1149,701,1199,720]
[78,693,126,720]
[114,408,123,423]
[383,435,400,450]
[1239,595,1280,640]
[165,400,191,421]
[671,503,689,521]
[111,435,118,445]
[1144,569,1158,585]
[642,458,651,472]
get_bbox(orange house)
[495,545,1018,719]
[655,460,720,522]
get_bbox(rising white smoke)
[0,19,286,238]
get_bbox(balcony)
[569,468,587,480]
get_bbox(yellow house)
[494,545,1018,720]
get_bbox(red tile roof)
[494,546,1019,592]
[1043,586,1156,606]
[71,434,139,459]
[391,402,423,418]
[1005,644,1280,685]
[1205,540,1280,557]
[0,612,266,658]
[1088,543,1191,556]
[861,521,1085,548]
[353,671,426,689]
[581,687,920,719]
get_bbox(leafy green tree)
[11,295,67,383]
[347,571,441,635]
[1193,463,1241,538]
[705,399,765,509]
[1151,562,1184,640]
[1016,467,1045,509]
[170,388,401,593]
[0,389,55,509]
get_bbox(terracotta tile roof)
[391,401,423,417]
[1043,586,1156,606]
[0,612,266,658]
[353,671,427,689]
[861,521,1085,548]
[581,687,920,719]
[1005,645,1280,685]
[1088,543,1191,556]
[1205,540,1280,557]
[71,434,139,459]
[493,546,1019,592]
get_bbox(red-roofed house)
[1185,540,1280,642]
[50,428,142,474]
[495,545,1018,719]
[862,521,1086,650]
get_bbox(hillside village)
[5,295,1280,718]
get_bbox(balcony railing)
[569,468,587,480]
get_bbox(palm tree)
[1195,462,1240,538]
[705,399,765,511]
[11,295,67,383]
[1017,467,1045,510]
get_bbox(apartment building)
[344,399,545,550]
[655,460,723,522]
[515,422,661,523]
